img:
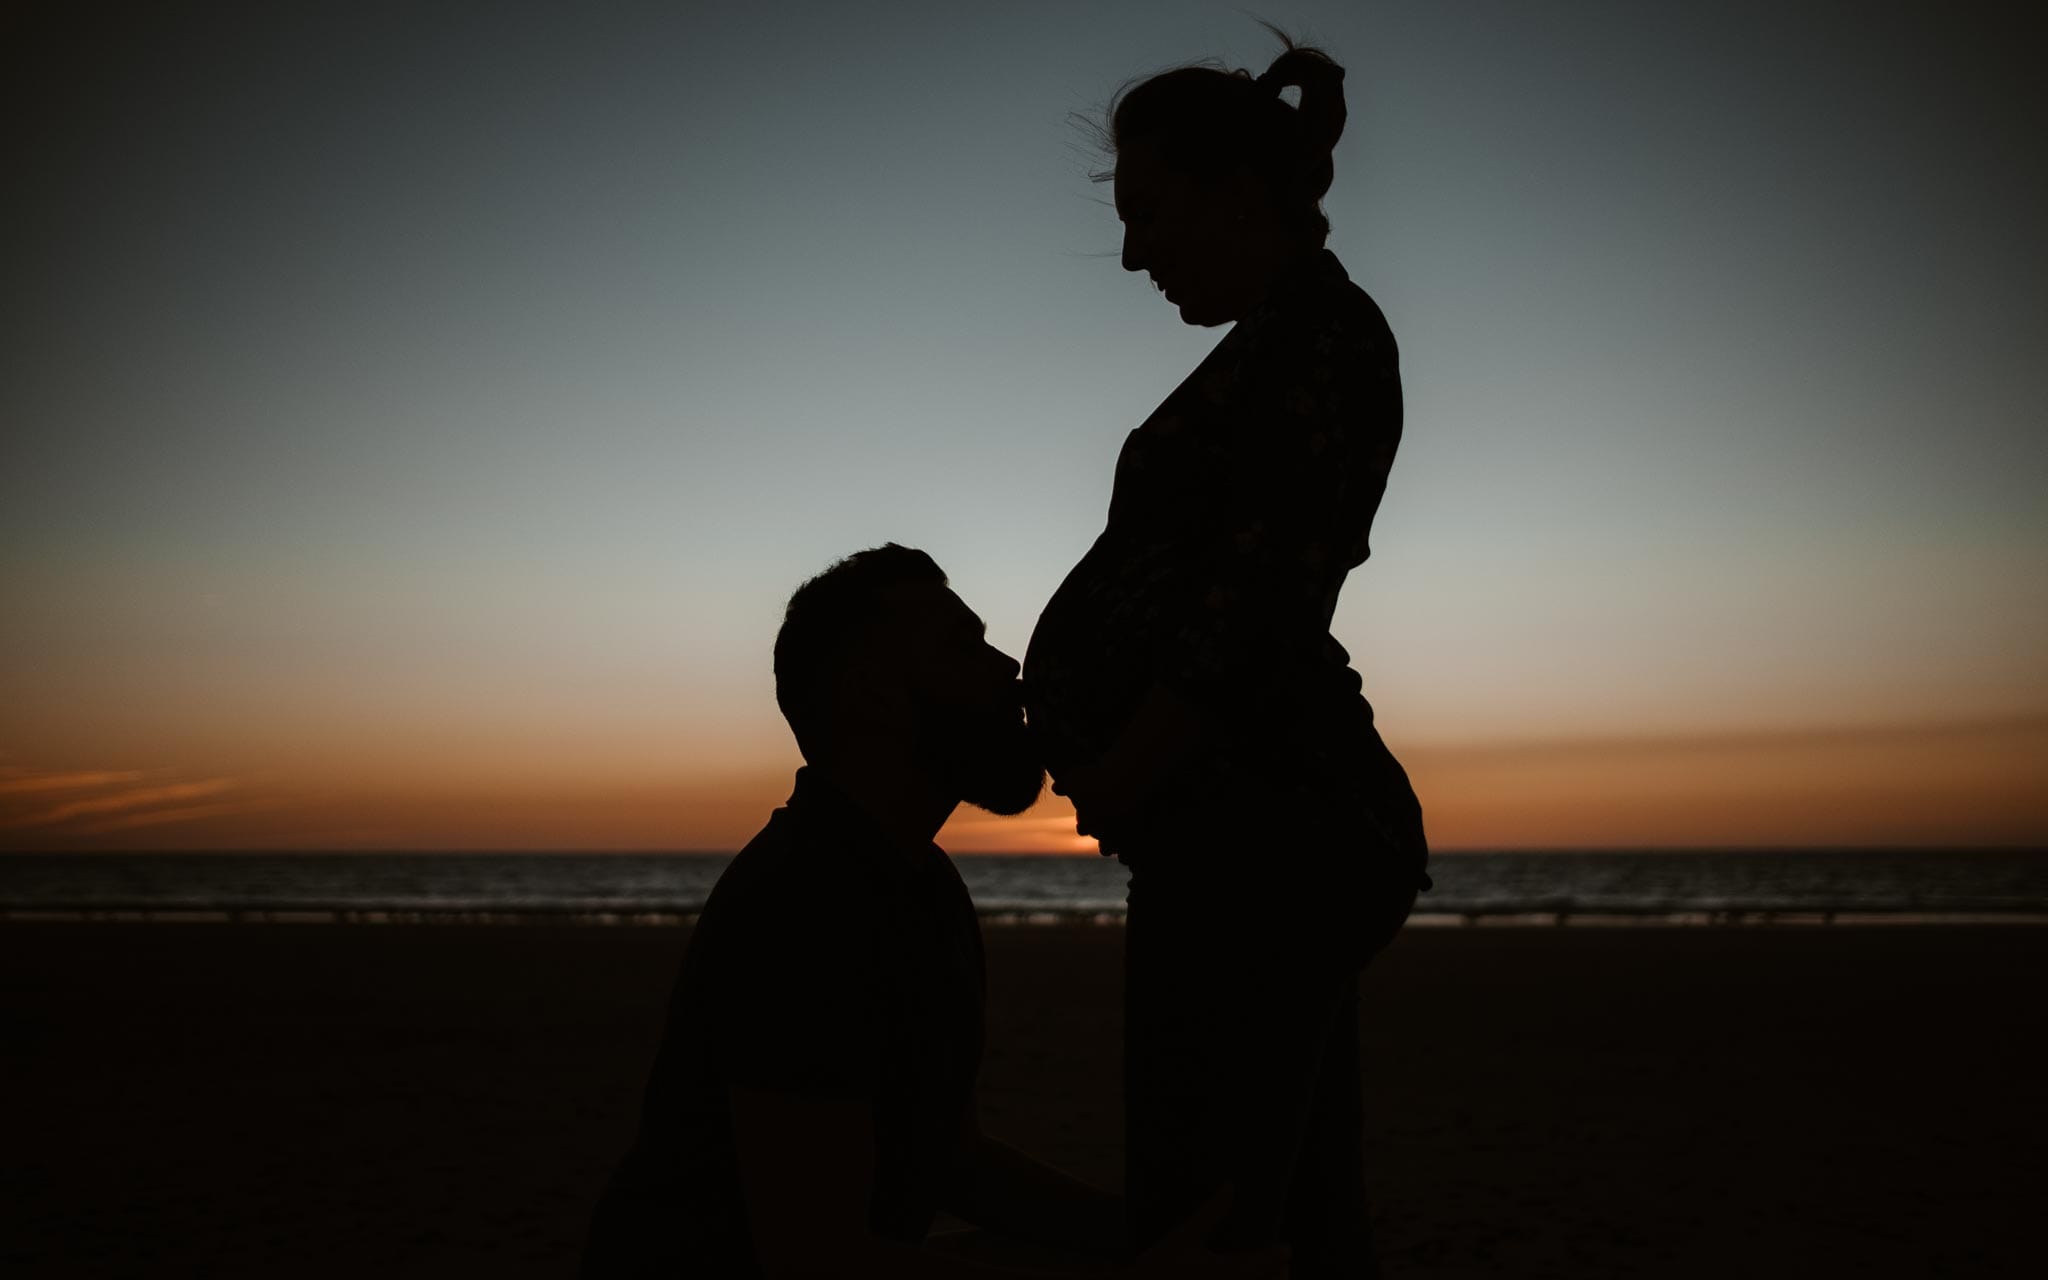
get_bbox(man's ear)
[833,639,914,735]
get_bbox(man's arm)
[942,1092,1125,1256]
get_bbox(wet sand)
[2,922,2042,1277]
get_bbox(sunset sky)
[4,1,2044,852]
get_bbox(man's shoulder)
[695,808,898,954]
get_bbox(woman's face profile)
[1115,137,1273,328]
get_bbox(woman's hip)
[1121,791,1424,968]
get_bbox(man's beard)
[921,705,1046,817]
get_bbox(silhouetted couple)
[585,33,1427,1280]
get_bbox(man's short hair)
[773,544,948,754]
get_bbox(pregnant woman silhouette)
[1023,34,1429,1278]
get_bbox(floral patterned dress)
[1024,249,1424,869]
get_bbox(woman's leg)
[1122,861,1364,1264]
[1278,830,1422,1278]
[1282,975,1379,1278]
[1122,796,1418,1274]
[1122,864,1231,1253]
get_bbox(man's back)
[583,768,984,1277]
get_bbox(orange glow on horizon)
[3,716,2043,852]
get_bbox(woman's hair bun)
[1255,45,1347,156]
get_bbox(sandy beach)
[3,921,2042,1277]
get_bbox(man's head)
[773,545,1043,816]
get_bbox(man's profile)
[582,546,1277,1278]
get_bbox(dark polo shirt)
[583,768,986,1277]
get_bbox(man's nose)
[1121,227,1145,273]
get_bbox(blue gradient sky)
[4,1,2043,849]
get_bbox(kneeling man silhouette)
[583,545,1283,1278]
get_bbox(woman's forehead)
[1114,139,1167,193]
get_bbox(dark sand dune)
[2,923,2042,1277]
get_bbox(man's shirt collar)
[784,766,940,882]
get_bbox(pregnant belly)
[1023,546,1185,770]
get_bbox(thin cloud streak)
[2,773,250,835]
[81,796,290,834]
[0,768,151,796]
[27,778,240,827]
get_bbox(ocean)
[3,849,2045,924]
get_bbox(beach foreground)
[3,922,2042,1277]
